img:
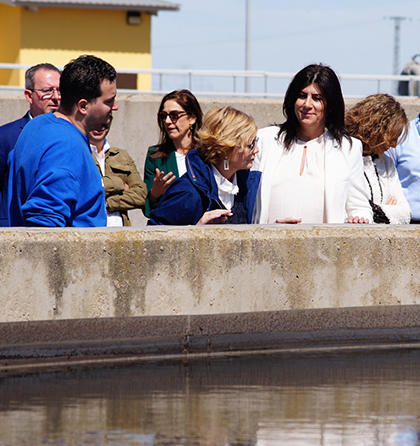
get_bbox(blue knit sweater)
[8,112,106,227]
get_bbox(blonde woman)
[345,94,410,224]
[148,106,261,225]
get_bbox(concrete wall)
[1,224,420,366]
[2,93,419,226]
[2,224,420,322]
[1,225,420,365]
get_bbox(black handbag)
[369,200,390,224]
[364,158,390,224]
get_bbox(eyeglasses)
[247,137,259,154]
[158,111,188,123]
[31,87,61,99]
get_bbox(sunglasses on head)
[158,110,188,123]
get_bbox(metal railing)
[1,63,419,98]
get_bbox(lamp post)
[386,16,409,94]
[245,0,250,93]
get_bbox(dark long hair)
[279,63,351,150]
[151,89,203,159]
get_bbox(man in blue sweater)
[8,55,118,227]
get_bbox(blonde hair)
[196,106,258,165]
[345,94,409,156]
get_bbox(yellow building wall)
[1,7,152,89]
[0,4,22,86]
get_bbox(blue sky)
[151,0,420,96]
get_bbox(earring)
[224,156,229,171]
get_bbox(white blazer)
[252,126,373,224]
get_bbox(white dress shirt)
[211,165,239,210]
[90,141,123,227]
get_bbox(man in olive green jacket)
[90,122,146,226]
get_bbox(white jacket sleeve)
[345,139,373,222]
[379,159,411,224]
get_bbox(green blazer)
[143,145,179,217]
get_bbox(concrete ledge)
[2,305,420,372]
[1,225,420,368]
[2,225,420,321]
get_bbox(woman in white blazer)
[252,64,372,224]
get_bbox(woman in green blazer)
[143,89,203,217]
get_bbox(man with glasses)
[0,63,60,225]
[7,55,118,227]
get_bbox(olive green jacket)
[92,146,147,226]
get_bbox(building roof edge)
[0,0,180,12]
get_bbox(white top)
[268,134,326,224]
[363,155,411,224]
[252,126,373,224]
[176,151,187,177]
[211,165,239,210]
[90,140,123,227]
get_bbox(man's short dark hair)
[25,63,60,90]
[59,55,117,113]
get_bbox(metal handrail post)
[264,73,268,97]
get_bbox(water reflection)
[1,350,420,445]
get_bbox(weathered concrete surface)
[1,224,420,365]
[1,94,419,226]
[1,225,420,322]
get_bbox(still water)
[1,349,420,446]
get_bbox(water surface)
[1,349,420,445]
